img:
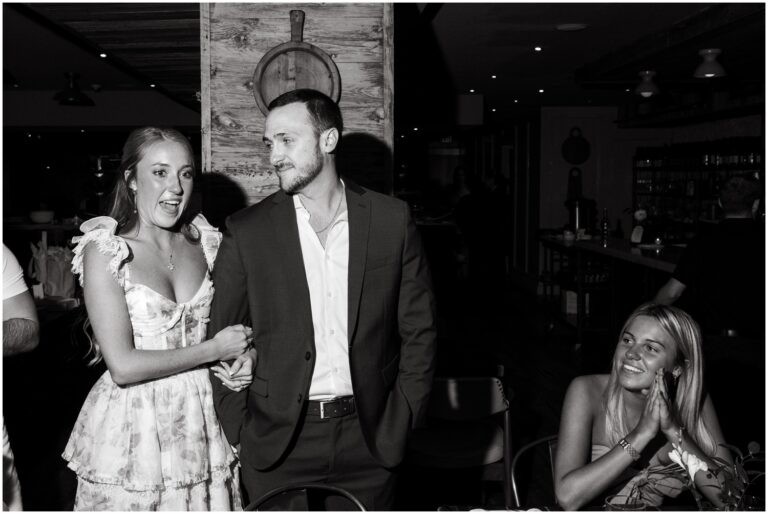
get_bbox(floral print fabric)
[62,215,242,510]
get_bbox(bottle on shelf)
[600,208,610,245]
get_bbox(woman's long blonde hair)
[604,303,717,456]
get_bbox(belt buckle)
[319,399,329,419]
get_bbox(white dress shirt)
[293,188,353,400]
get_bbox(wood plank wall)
[201,3,393,213]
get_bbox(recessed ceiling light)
[539,89,544,93]
[413,127,418,131]
[150,84,156,88]
[625,88,630,92]
[556,23,588,32]
[99,53,107,58]
[400,135,405,138]
[80,129,85,133]
[491,75,497,79]
[514,99,518,103]
[492,108,496,112]
[13,83,19,88]
[469,89,475,93]
[534,46,542,52]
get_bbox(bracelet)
[618,438,641,461]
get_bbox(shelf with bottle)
[632,137,763,239]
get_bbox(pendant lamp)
[693,48,726,78]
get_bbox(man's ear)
[320,128,339,154]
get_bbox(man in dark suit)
[208,89,437,510]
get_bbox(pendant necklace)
[167,236,176,271]
[313,191,344,234]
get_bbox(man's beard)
[278,146,324,194]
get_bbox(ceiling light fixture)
[492,108,496,112]
[539,89,544,93]
[556,23,587,31]
[150,84,156,88]
[534,46,542,52]
[514,99,518,103]
[99,53,107,58]
[635,70,659,98]
[491,75,497,79]
[693,48,726,78]
[53,72,95,106]
[469,89,475,93]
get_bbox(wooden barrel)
[252,10,341,115]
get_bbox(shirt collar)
[293,179,346,213]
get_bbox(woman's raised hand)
[656,369,677,437]
[634,370,662,439]
[211,324,252,361]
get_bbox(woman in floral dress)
[554,303,731,510]
[62,127,254,510]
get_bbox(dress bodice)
[71,214,222,351]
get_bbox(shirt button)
[329,329,335,335]
[305,351,311,361]
[327,292,332,298]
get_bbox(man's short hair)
[720,175,760,214]
[268,88,343,136]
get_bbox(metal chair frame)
[410,375,513,508]
[245,483,366,511]
[510,435,558,509]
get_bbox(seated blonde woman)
[554,303,731,510]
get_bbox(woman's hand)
[211,346,257,392]
[657,369,678,439]
[211,361,251,392]
[634,370,662,439]
[211,324,252,361]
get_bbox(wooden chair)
[510,435,558,509]
[245,483,366,511]
[407,376,513,508]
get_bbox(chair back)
[510,435,558,508]
[427,377,509,420]
[245,483,366,511]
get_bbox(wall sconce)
[693,48,726,78]
[635,70,659,98]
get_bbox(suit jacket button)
[305,351,312,361]
[297,394,303,403]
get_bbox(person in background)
[3,244,40,510]
[654,174,764,450]
[208,89,437,510]
[555,303,730,510]
[61,127,254,510]
[654,174,763,339]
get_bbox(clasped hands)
[636,368,680,442]
[212,342,257,393]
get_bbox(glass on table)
[603,494,650,511]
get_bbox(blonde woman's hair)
[604,303,717,456]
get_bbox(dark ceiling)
[3,3,765,127]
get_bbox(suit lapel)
[346,182,370,345]
[268,192,313,334]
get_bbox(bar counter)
[566,236,686,273]
[539,234,684,346]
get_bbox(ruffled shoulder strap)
[71,216,130,288]
[191,213,222,271]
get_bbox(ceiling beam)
[8,3,200,113]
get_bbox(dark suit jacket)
[208,180,437,470]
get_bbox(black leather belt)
[306,396,355,419]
